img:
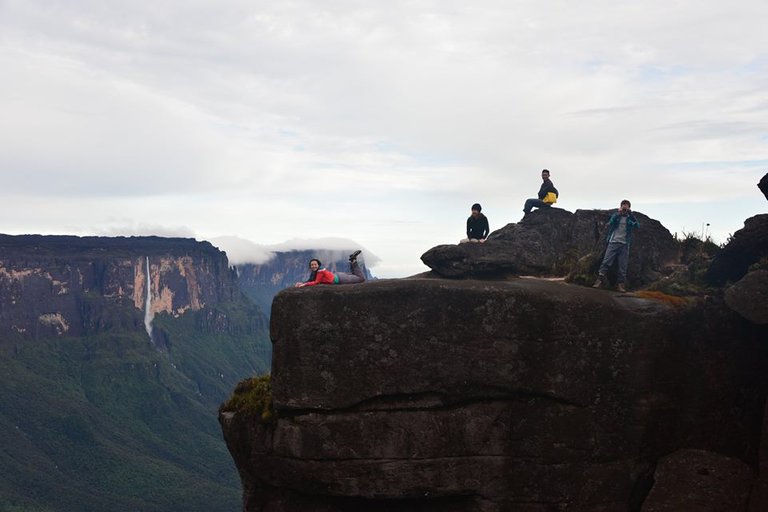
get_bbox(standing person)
[523,169,559,215]
[593,200,640,292]
[460,203,489,243]
[295,250,366,287]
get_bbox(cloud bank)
[1,1,766,277]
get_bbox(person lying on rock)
[593,199,640,293]
[460,203,489,244]
[523,169,559,215]
[294,251,366,287]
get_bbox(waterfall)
[144,257,155,342]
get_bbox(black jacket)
[537,179,558,200]
[466,214,489,240]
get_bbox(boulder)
[641,449,752,512]
[706,214,768,286]
[725,270,768,324]
[759,173,768,202]
[222,277,768,511]
[420,208,678,289]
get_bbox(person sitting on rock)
[523,169,559,215]
[295,251,366,287]
[460,203,489,244]
[593,200,640,293]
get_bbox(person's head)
[309,259,321,271]
[471,203,482,217]
[619,199,631,213]
[541,169,550,180]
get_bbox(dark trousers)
[336,261,366,284]
[523,198,551,214]
[598,242,630,283]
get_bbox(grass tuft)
[219,374,274,422]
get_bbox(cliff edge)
[221,277,767,511]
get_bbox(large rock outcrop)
[221,277,767,511]
[725,269,768,324]
[706,214,768,286]
[759,173,768,202]
[421,208,678,288]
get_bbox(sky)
[1,1,767,277]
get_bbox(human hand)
[294,282,304,288]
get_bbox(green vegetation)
[220,374,274,422]
[0,300,271,512]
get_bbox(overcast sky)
[1,1,766,277]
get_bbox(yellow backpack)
[543,192,558,204]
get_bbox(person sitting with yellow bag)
[523,169,559,215]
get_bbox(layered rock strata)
[0,235,239,338]
[221,277,767,511]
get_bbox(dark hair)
[541,169,550,175]
[471,203,482,212]
[620,199,631,207]
[309,258,322,268]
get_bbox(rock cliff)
[221,277,767,511]
[0,234,239,339]
[421,209,678,288]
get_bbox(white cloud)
[1,0,767,276]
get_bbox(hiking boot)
[616,283,626,293]
[592,276,605,288]
[349,250,362,262]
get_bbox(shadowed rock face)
[759,173,768,202]
[706,214,768,286]
[221,278,768,511]
[642,449,753,512]
[420,209,679,288]
[726,270,768,324]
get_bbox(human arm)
[481,217,489,239]
[300,269,335,286]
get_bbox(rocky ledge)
[220,277,767,511]
[420,208,679,287]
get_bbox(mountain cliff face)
[0,235,239,339]
[0,235,270,512]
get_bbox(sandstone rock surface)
[421,209,678,288]
[641,449,752,512]
[221,277,767,511]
